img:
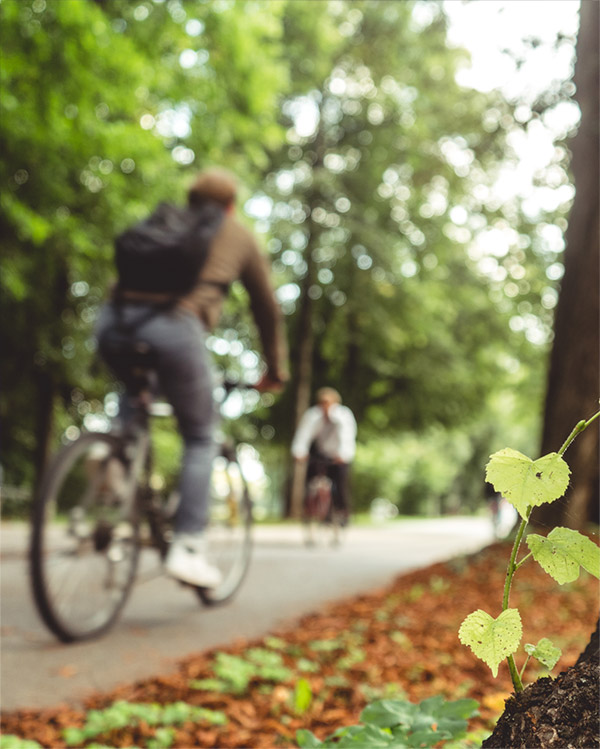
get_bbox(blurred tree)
[534,0,599,530]
[0,0,582,524]
[0,0,286,490]
[1,0,175,486]
[258,1,561,515]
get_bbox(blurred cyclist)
[291,387,357,524]
[96,167,288,588]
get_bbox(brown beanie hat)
[188,167,238,208]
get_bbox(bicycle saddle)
[103,337,160,396]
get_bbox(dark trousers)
[95,302,216,534]
[306,457,351,516]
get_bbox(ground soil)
[2,541,598,748]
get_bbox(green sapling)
[459,411,600,692]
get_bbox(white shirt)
[291,403,357,463]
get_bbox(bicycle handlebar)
[221,378,256,395]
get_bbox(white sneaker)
[165,534,222,588]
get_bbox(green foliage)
[292,678,313,715]
[149,417,182,494]
[296,696,479,748]
[265,0,566,445]
[485,449,571,518]
[458,609,522,678]
[2,0,578,524]
[526,527,600,584]
[61,700,226,747]
[146,727,176,749]
[459,412,600,692]
[0,738,44,749]
[523,638,562,671]
[190,649,293,694]
[352,429,472,514]
[0,0,287,489]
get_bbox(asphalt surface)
[0,517,494,712]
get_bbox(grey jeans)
[95,302,217,534]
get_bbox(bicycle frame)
[30,377,254,642]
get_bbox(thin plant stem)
[519,655,531,681]
[515,552,533,572]
[502,510,531,693]
[558,410,599,457]
[502,511,531,612]
[507,654,523,693]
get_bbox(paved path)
[1,518,494,711]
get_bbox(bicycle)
[29,350,253,643]
[302,455,345,548]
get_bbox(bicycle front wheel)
[30,432,140,642]
[196,445,252,606]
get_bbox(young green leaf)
[296,729,324,747]
[526,527,600,584]
[189,677,229,692]
[524,638,562,670]
[360,698,414,728]
[458,609,522,677]
[146,726,175,749]
[0,737,44,749]
[485,449,570,518]
[293,677,313,714]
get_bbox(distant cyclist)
[291,388,357,524]
[96,167,288,588]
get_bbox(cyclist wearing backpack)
[291,388,357,524]
[96,168,288,588]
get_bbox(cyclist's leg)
[147,311,216,534]
[95,302,156,426]
[304,458,320,515]
[329,463,350,524]
[131,309,221,586]
[99,304,216,535]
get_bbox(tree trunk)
[286,121,328,519]
[481,621,600,748]
[32,368,55,492]
[484,6,600,745]
[288,266,315,518]
[533,0,599,530]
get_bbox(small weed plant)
[296,695,480,747]
[1,701,227,749]
[459,411,600,692]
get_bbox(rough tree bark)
[287,249,316,518]
[32,368,55,492]
[483,7,600,746]
[533,0,599,530]
[286,126,327,519]
[482,620,599,748]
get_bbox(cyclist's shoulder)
[217,213,257,246]
[331,403,356,420]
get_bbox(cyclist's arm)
[335,406,357,463]
[240,237,289,384]
[254,372,285,393]
[291,408,319,460]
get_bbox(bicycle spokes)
[30,433,140,642]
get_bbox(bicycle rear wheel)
[303,477,334,547]
[195,445,252,606]
[30,432,140,642]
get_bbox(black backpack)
[114,200,225,295]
